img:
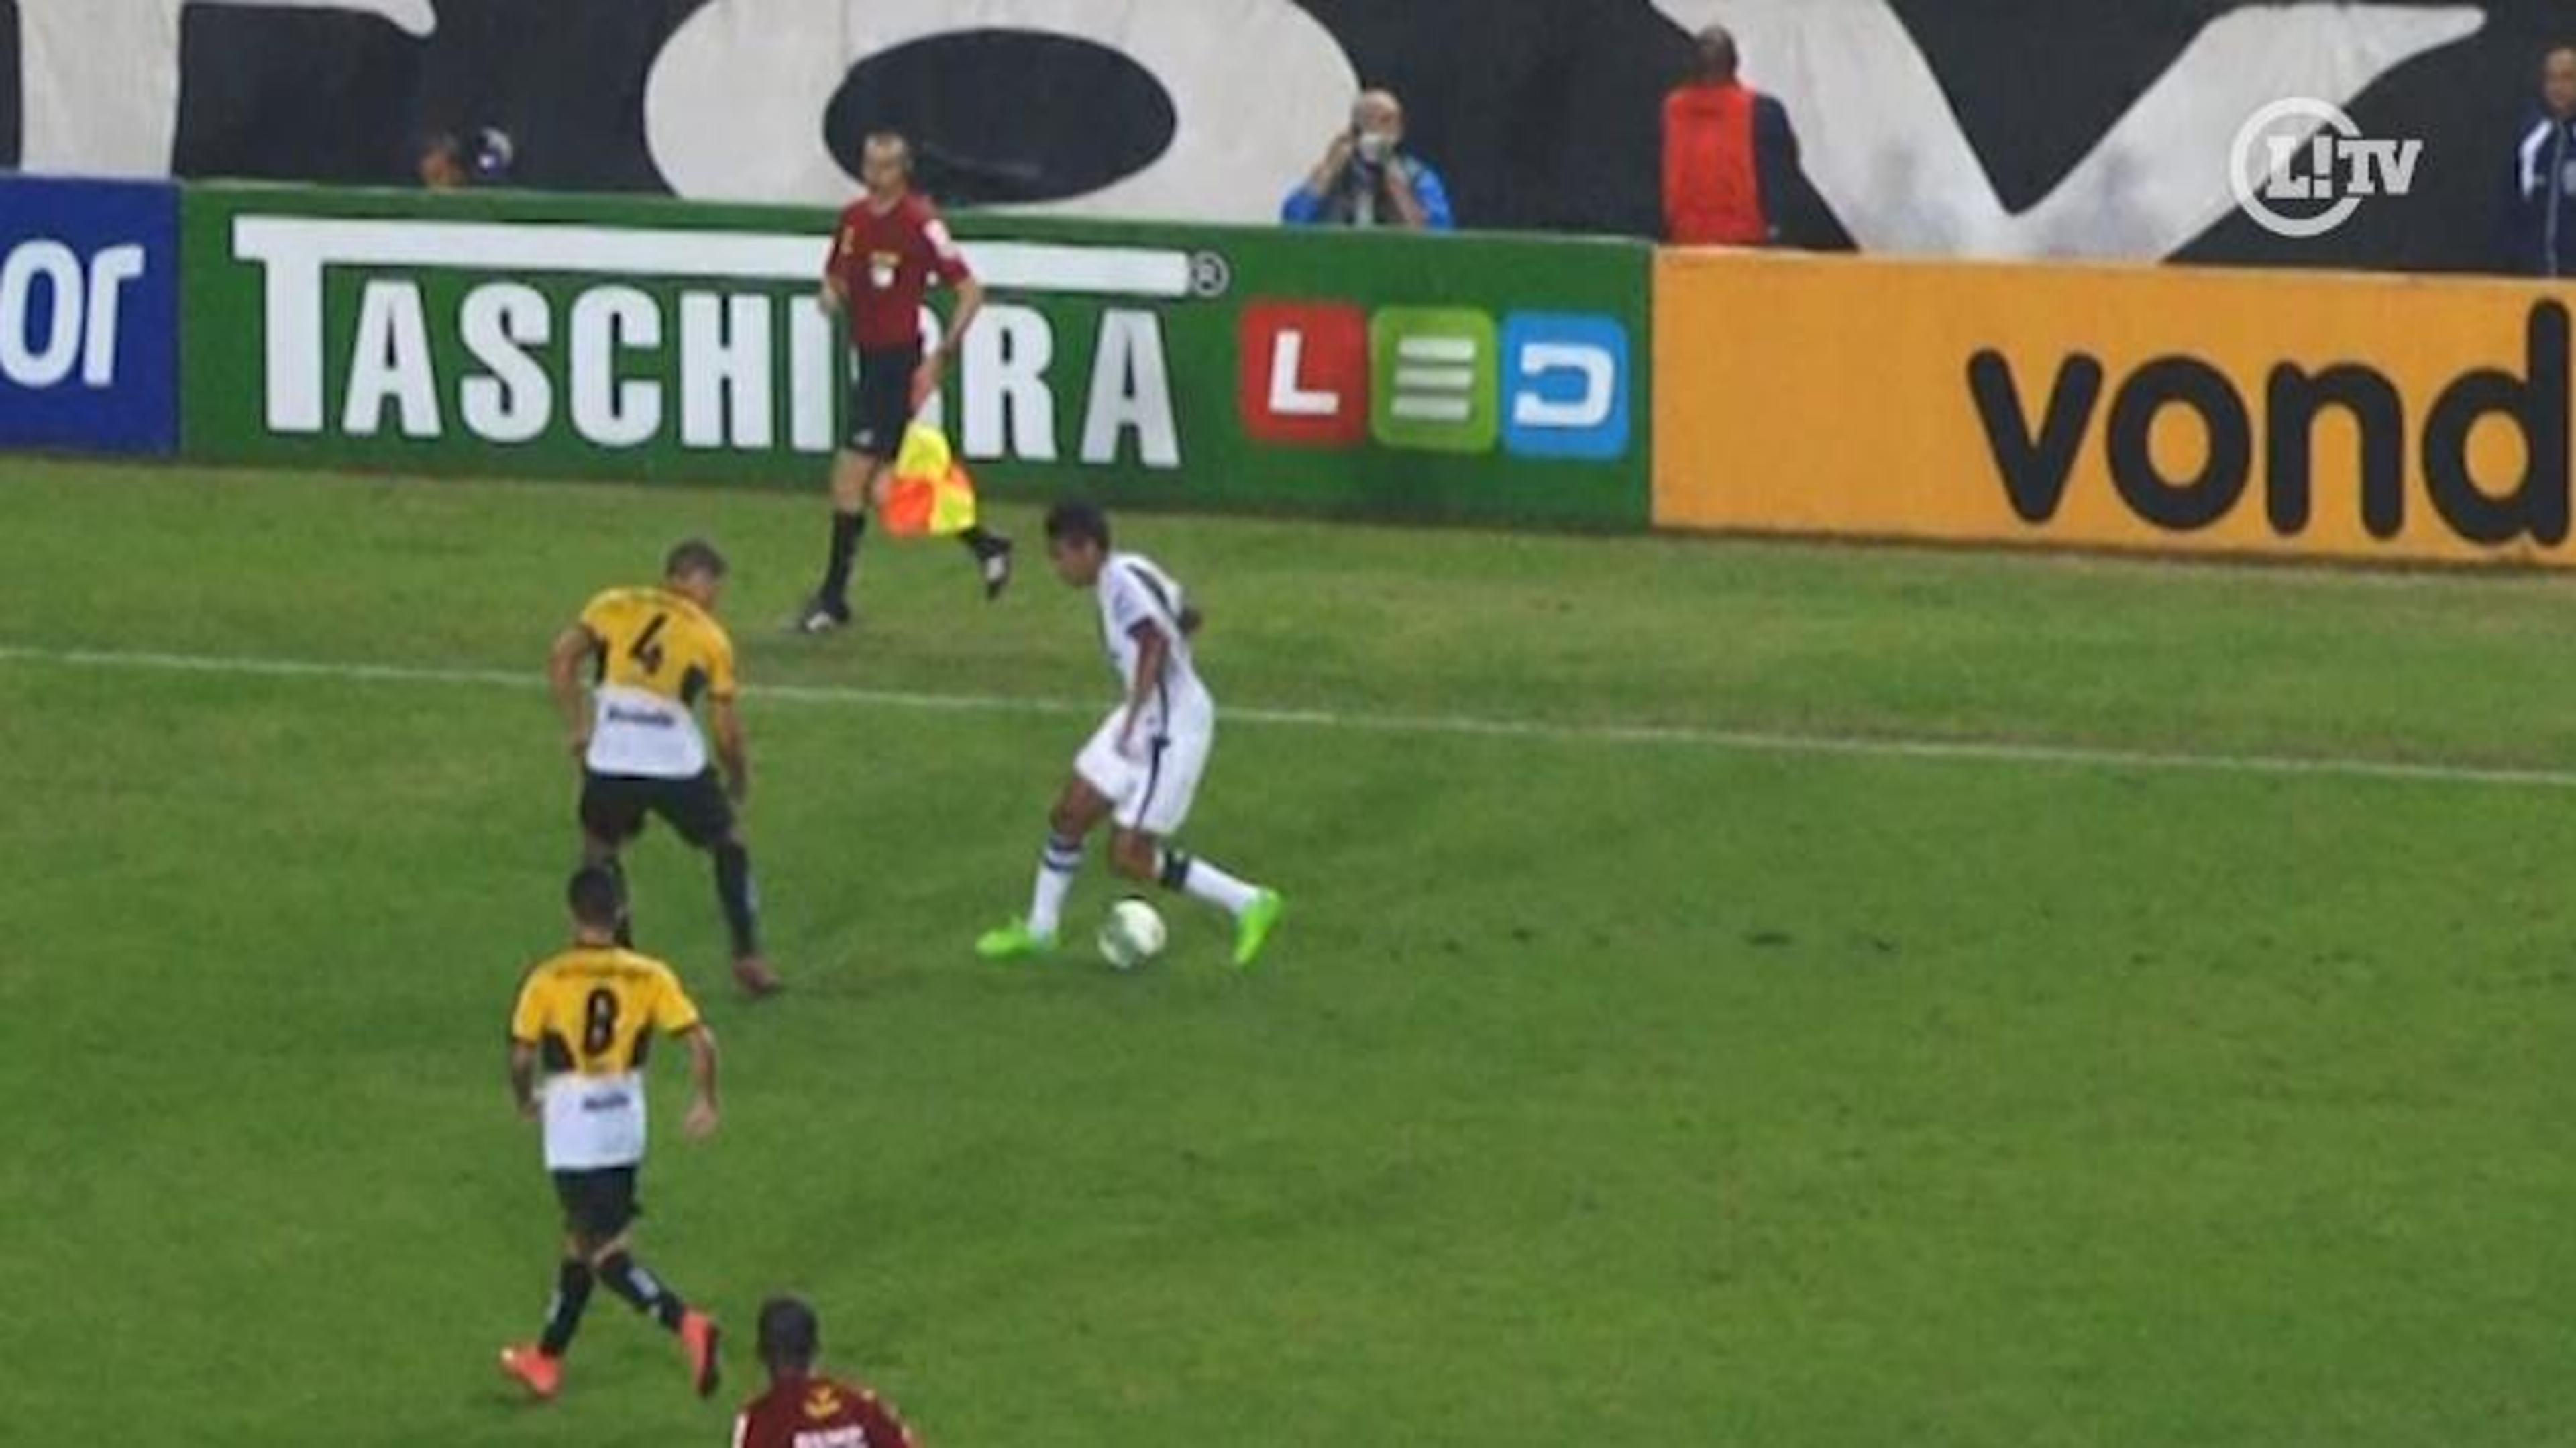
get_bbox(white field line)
[5,641,2576,791]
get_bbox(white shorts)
[1075,705,1214,837]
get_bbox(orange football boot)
[498,1343,561,1400]
[679,1310,722,1398]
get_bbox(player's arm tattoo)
[685,1025,720,1110]
[507,1039,539,1115]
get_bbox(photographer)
[1281,89,1454,230]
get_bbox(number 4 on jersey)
[629,613,669,675]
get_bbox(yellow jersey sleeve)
[576,589,625,645]
[703,625,739,703]
[651,963,705,1036]
[508,968,552,1045]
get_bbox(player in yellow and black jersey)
[499,865,724,1402]
[547,539,780,996]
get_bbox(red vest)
[1663,81,1768,245]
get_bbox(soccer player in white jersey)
[975,501,1285,966]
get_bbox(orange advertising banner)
[1654,249,2576,565]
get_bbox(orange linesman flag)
[880,422,979,537]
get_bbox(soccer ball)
[1097,898,1168,970]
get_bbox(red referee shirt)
[826,192,972,352]
[732,1372,920,1448]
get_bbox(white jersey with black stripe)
[1096,551,1212,721]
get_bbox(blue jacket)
[2504,109,2576,276]
[1282,153,1455,230]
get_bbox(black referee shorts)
[845,344,922,459]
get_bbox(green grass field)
[5,458,2575,1445]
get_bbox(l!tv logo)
[1238,302,1630,460]
[2229,97,2422,240]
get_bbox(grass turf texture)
[1,458,2573,1445]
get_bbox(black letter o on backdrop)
[2106,358,2253,531]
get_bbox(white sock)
[1164,850,1258,917]
[1029,833,1082,938]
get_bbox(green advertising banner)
[181,184,1650,529]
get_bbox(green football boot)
[1232,890,1285,968]
[975,918,1057,962]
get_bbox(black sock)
[958,525,1007,562]
[596,1251,687,1331]
[820,509,866,607]
[1158,849,1193,891]
[539,1257,594,1357]
[713,840,761,958]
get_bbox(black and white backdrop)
[0,0,2555,270]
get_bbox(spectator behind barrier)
[418,126,516,190]
[1662,25,1801,246]
[2504,47,2576,276]
[1282,89,1454,231]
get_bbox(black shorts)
[844,344,922,458]
[580,770,733,851]
[552,1165,641,1241]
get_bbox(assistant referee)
[799,131,1011,633]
